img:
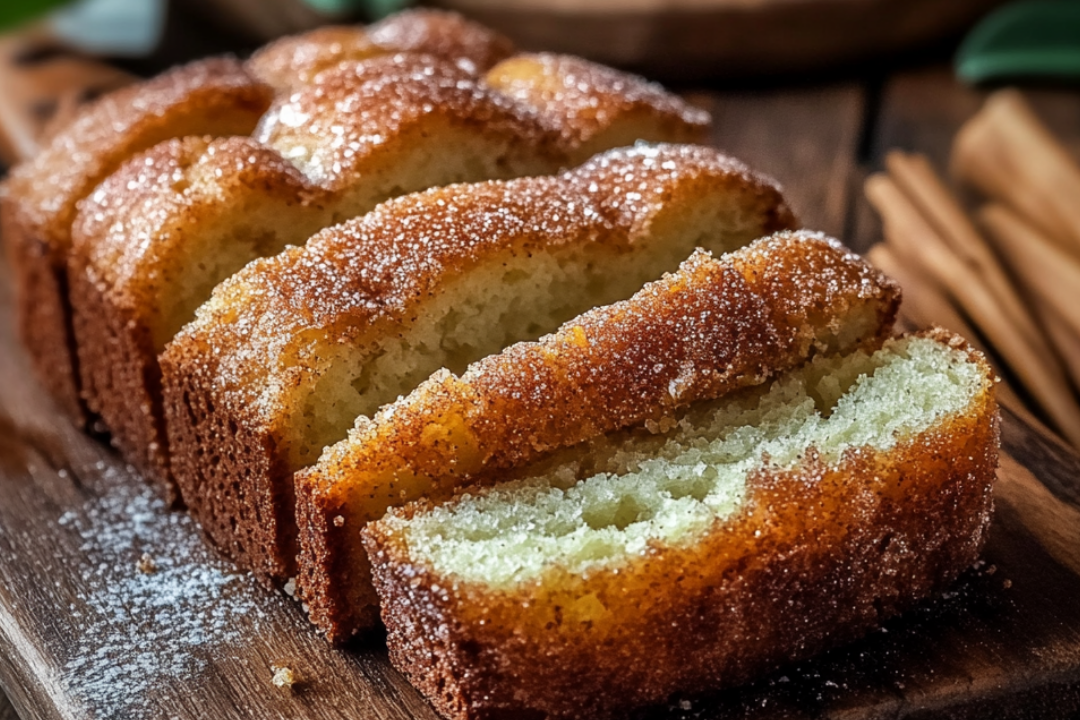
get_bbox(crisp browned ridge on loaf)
[296,230,902,642]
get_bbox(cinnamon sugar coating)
[366,9,515,75]
[253,53,563,187]
[248,9,514,91]
[161,143,794,583]
[296,232,900,642]
[1,57,272,423]
[70,55,554,495]
[487,53,710,163]
[364,330,998,720]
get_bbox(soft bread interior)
[155,130,551,353]
[391,335,987,588]
[285,195,771,468]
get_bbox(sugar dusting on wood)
[54,465,269,716]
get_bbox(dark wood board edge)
[0,692,19,720]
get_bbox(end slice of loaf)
[1,57,272,423]
[160,144,795,583]
[296,231,901,642]
[248,9,515,91]
[364,329,998,720]
[68,136,328,495]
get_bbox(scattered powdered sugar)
[55,466,269,716]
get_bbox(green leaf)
[0,0,71,32]
[957,0,1080,84]
[300,0,412,20]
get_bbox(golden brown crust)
[366,9,515,75]
[486,53,711,164]
[296,232,900,643]
[68,136,318,494]
[247,9,514,91]
[247,26,381,91]
[161,144,794,583]
[364,329,998,719]
[254,53,564,188]
[2,57,273,424]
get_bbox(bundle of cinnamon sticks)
[866,89,1080,449]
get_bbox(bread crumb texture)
[393,335,986,585]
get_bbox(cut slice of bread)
[69,49,708,497]
[364,329,998,720]
[0,57,272,424]
[297,231,902,642]
[248,9,515,91]
[160,144,796,583]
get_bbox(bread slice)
[68,136,330,495]
[160,144,796,583]
[69,49,707,495]
[297,231,902,642]
[68,53,556,493]
[0,57,272,424]
[364,329,998,720]
[486,53,711,165]
[248,9,515,91]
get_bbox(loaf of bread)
[69,47,708,495]
[297,231,902,642]
[160,143,795,583]
[1,58,273,423]
[364,328,998,719]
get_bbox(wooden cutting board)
[2,258,1080,720]
[2,72,1080,720]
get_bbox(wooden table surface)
[3,62,1080,720]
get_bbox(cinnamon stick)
[979,203,1080,393]
[951,89,1080,258]
[865,244,982,348]
[884,150,1050,360]
[867,244,1023,411]
[866,172,1080,449]
[979,204,1080,341]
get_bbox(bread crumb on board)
[136,553,157,574]
[272,663,298,690]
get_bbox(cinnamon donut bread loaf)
[1,58,273,423]
[297,232,902,642]
[160,144,795,583]
[69,48,707,495]
[363,328,998,720]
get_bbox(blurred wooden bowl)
[432,0,1008,79]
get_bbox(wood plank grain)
[849,65,1080,253]
[687,84,865,239]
